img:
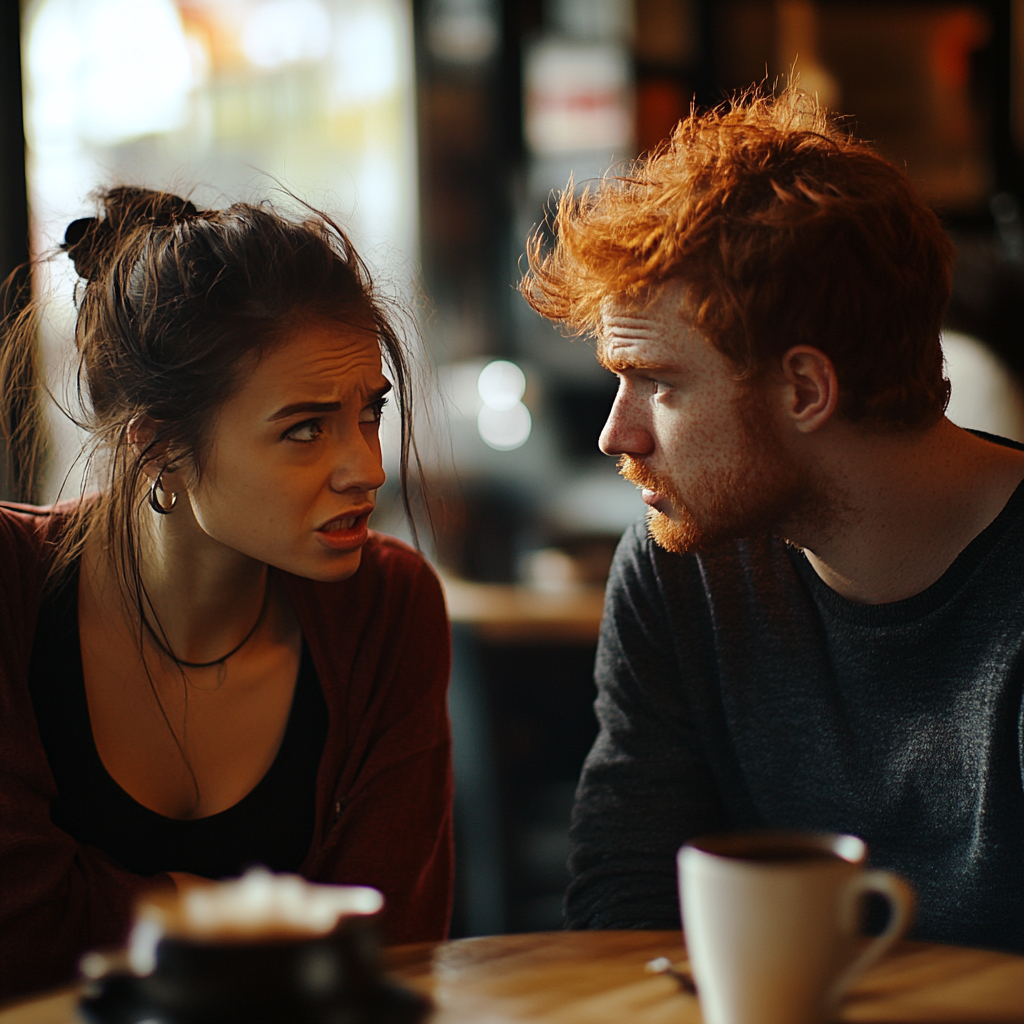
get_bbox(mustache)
[617,455,674,495]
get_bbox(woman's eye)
[284,419,324,443]
[360,396,389,424]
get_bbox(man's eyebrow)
[597,352,675,374]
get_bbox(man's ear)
[779,346,839,434]
[127,416,189,491]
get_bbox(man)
[521,88,1024,953]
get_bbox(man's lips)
[641,489,674,516]
[316,506,373,550]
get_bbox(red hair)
[521,88,953,429]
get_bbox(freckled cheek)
[657,404,738,472]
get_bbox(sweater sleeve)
[302,545,454,945]
[0,508,171,1003]
[565,521,729,930]
[0,784,170,1000]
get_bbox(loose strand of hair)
[0,263,49,505]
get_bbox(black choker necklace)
[142,575,270,669]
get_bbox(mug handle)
[827,870,916,1009]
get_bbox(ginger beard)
[618,386,818,555]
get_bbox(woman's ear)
[780,346,839,434]
[127,416,189,491]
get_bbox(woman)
[0,188,452,1001]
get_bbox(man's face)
[598,282,811,554]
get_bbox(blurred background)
[2,0,1023,937]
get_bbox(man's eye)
[360,396,389,424]
[284,419,324,442]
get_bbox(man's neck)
[787,418,1024,605]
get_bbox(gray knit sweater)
[567,480,1024,953]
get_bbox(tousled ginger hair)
[521,87,954,429]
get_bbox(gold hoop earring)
[148,471,178,515]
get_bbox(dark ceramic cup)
[79,872,430,1024]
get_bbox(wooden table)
[2,931,1022,1023]
[443,578,605,643]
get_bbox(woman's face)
[183,320,390,582]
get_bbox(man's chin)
[645,505,772,556]
[646,507,706,555]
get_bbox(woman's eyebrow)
[269,381,392,422]
[269,401,341,421]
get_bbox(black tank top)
[27,567,329,879]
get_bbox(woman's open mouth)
[316,507,373,550]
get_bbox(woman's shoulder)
[361,531,437,578]
[344,531,444,609]
[0,501,68,557]
[0,503,77,628]
[0,499,91,584]
[284,533,449,666]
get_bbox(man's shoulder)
[959,429,1024,538]
[967,429,1024,452]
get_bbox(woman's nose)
[599,390,655,458]
[330,430,387,494]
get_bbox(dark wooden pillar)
[0,0,31,502]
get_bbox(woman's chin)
[303,547,366,584]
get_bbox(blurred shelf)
[441,577,605,643]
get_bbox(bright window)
[22,0,417,499]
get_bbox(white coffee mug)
[678,831,914,1024]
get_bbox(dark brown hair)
[521,87,954,429]
[1,186,424,597]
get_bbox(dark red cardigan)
[0,504,453,1003]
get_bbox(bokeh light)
[477,402,532,451]
[477,359,527,411]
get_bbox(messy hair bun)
[60,188,201,281]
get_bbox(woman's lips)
[316,509,372,551]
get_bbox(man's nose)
[599,390,654,457]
